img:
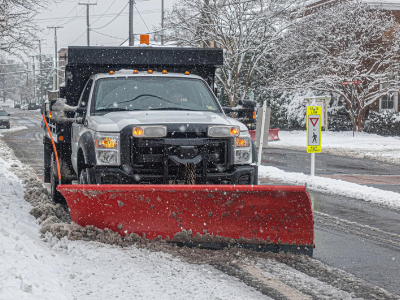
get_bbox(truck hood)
[0,116,9,120]
[87,111,248,132]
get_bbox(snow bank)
[0,128,266,300]
[268,130,400,164]
[0,126,28,137]
[259,166,400,208]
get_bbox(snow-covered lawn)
[259,166,400,209]
[269,130,400,164]
[260,130,400,208]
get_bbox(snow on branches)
[164,0,298,107]
[270,0,400,131]
[0,0,45,57]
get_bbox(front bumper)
[93,165,258,185]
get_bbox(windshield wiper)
[111,94,168,106]
[150,107,198,111]
[96,107,128,112]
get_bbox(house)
[305,0,400,112]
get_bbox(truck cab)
[43,46,257,202]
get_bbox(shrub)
[364,110,400,135]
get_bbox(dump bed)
[63,46,224,106]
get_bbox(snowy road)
[1,106,399,299]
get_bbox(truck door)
[71,79,93,173]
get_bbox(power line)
[135,6,150,32]
[91,2,129,30]
[91,30,126,40]
[90,0,117,26]
[53,3,78,25]
[58,7,86,27]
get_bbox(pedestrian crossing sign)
[307,106,322,153]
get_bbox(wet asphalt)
[2,106,400,295]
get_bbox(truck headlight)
[133,126,167,138]
[234,132,252,164]
[95,133,120,165]
[208,126,240,137]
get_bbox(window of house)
[380,94,394,110]
[379,80,398,111]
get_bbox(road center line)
[238,263,312,300]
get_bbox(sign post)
[341,80,361,137]
[307,105,322,176]
[255,101,271,166]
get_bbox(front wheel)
[79,167,96,184]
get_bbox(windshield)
[91,77,221,115]
[0,111,8,116]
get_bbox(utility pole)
[35,40,46,104]
[129,0,135,46]
[161,0,164,45]
[79,2,97,46]
[31,56,36,104]
[48,26,63,91]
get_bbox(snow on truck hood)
[88,110,248,132]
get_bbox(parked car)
[0,110,10,129]
[28,103,37,110]
[14,103,21,109]
[21,103,29,110]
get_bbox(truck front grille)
[130,137,229,177]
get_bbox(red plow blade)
[58,184,314,255]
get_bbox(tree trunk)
[357,107,367,132]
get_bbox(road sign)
[307,106,321,153]
[304,96,330,128]
[341,80,361,85]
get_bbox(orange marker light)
[133,127,144,136]
[184,71,190,75]
[230,127,240,136]
[148,70,153,74]
[133,70,139,74]
[58,135,64,142]
[236,137,248,147]
[109,70,115,75]
[98,137,117,149]
[253,111,256,119]
[162,70,168,74]
[49,111,52,118]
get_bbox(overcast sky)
[35,0,176,56]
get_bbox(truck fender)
[78,131,97,168]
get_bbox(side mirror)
[8,114,10,116]
[76,107,87,114]
[238,100,256,108]
[223,107,234,113]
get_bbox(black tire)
[50,152,66,204]
[79,167,96,184]
[6,124,10,129]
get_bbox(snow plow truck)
[42,45,314,256]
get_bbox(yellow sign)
[307,106,321,153]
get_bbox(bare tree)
[164,0,298,107]
[270,0,400,131]
[0,0,45,57]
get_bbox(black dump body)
[63,46,224,106]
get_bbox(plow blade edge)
[58,184,314,255]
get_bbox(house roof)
[304,0,400,10]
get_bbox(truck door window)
[79,79,93,108]
[91,77,221,115]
